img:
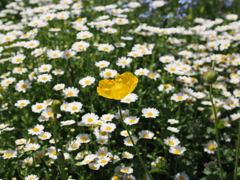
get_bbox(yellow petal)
[97,72,138,100]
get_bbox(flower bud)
[204,69,218,84]
[52,100,61,114]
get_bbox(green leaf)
[237,167,240,176]
[207,127,214,134]
[217,120,225,129]
[150,168,161,174]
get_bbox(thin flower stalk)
[118,101,154,180]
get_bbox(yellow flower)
[97,72,138,100]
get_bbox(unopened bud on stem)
[52,100,61,114]
[204,69,218,84]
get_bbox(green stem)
[118,101,154,180]
[209,84,224,180]
[53,116,67,180]
[234,120,240,180]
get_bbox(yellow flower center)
[47,112,53,116]
[5,153,12,158]
[129,119,135,123]
[143,134,149,138]
[105,72,112,76]
[148,74,155,78]
[37,153,44,157]
[99,153,106,158]
[36,105,42,110]
[72,106,77,110]
[103,47,109,50]
[178,178,185,180]
[80,137,87,141]
[67,92,74,96]
[173,149,181,154]
[85,80,90,84]
[169,68,176,71]
[100,131,107,135]
[19,103,26,106]
[52,151,57,155]
[168,141,175,146]
[105,127,112,131]
[147,112,153,116]
[112,176,119,180]
[41,77,47,80]
[123,169,130,173]
[41,135,47,138]
[21,85,27,89]
[33,128,39,132]
[128,140,133,144]
[177,96,183,100]
[16,58,22,62]
[208,145,215,151]
[87,118,93,122]
[99,140,105,143]
[72,142,79,146]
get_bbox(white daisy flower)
[38,64,52,73]
[62,87,79,98]
[81,113,99,125]
[100,68,118,79]
[124,136,138,146]
[37,74,52,83]
[11,54,26,64]
[138,130,154,139]
[38,131,52,140]
[47,49,63,59]
[116,57,132,68]
[15,80,32,93]
[28,124,44,135]
[122,151,134,159]
[142,108,159,118]
[124,116,140,125]
[169,145,186,155]
[2,149,17,159]
[60,120,76,126]
[95,60,110,69]
[100,123,116,133]
[167,127,180,133]
[164,136,180,146]
[204,140,218,154]
[14,100,30,108]
[98,44,114,52]
[79,76,95,88]
[174,172,189,180]
[121,93,138,103]
[53,83,65,91]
